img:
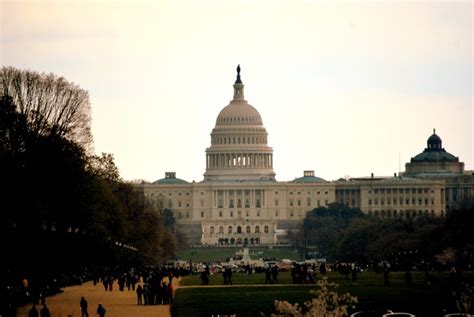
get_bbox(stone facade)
[134,68,473,246]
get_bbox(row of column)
[206,153,273,169]
[212,135,267,145]
[212,189,266,208]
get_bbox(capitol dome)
[215,101,263,126]
[203,66,275,181]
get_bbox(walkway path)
[17,281,173,317]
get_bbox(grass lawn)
[172,271,474,317]
[176,246,301,262]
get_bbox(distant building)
[402,129,474,210]
[134,67,473,245]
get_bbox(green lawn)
[176,246,300,262]
[172,271,474,317]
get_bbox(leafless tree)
[0,66,92,149]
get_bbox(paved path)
[17,281,172,317]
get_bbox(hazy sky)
[2,0,472,182]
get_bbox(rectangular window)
[201,212,204,218]
[219,211,222,217]
[275,199,279,206]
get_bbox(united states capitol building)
[135,67,474,245]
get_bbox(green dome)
[153,172,189,184]
[411,151,458,162]
[292,176,327,183]
[411,129,458,163]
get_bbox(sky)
[1,0,472,182]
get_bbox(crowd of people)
[89,266,183,306]
[1,265,186,317]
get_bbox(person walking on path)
[40,304,50,317]
[97,304,106,317]
[28,304,39,317]
[80,296,89,317]
[136,284,143,305]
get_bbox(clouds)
[1,0,471,181]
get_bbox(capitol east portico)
[135,66,473,246]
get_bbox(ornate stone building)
[135,67,473,245]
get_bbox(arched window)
[255,226,260,233]
[219,226,224,233]
[228,226,233,234]
[210,226,214,234]
[246,226,251,233]
[229,199,234,208]
[264,226,269,233]
[237,199,242,208]
[237,226,242,234]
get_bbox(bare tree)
[0,66,92,149]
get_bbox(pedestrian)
[80,296,88,317]
[96,304,106,317]
[108,276,113,291]
[319,262,327,275]
[405,269,413,287]
[271,265,279,284]
[136,284,143,305]
[40,304,50,317]
[102,278,108,291]
[168,282,174,304]
[265,266,272,284]
[383,267,390,287]
[226,267,233,285]
[222,267,228,285]
[28,304,39,317]
[351,263,358,281]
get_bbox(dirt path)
[17,280,174,317]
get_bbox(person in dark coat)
[96,304,106,317]
[80,296,88,317]
[28,304,39,317]
[40,304,50,317]
[136,284,143,305]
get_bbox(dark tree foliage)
[293,199,473,267]
[0,75,176,274]
[291,203,365,260]
[0,67,92,149]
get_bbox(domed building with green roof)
[405,129,464,175]
[403,129,473,210]
[134,67,472,246]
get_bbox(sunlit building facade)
[135,68,473,245]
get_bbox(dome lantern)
[427,128,442,150]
